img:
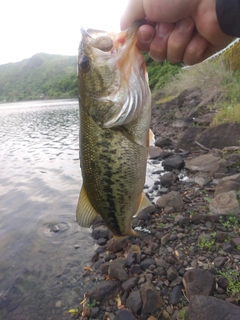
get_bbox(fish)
[76,22,152,237]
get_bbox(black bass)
[76,22,152,237]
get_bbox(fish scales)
[76,22,152,237]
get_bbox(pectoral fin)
[76,185,98,227]
[147,128,155,158]
[148,129,155,147]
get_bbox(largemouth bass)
[76,22,152,237]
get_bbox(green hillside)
[0,52,182,103]
[0,53,78,102]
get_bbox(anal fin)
[76,185,98,228]
[133,192,152,218]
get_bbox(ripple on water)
[36,215,79,241]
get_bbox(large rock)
[210,190,240,215]
[156,191,184,212]
[227,153,240,163]
[140,282,164,314]
[189,295,240,320]
[125,290,142,314]
[175,127,206,151]
[214,179,240,197]
[88,280,120,303]
[183,269,215,299]
[198,122,240,150]
[222,173,240,183]
[185,154,227,175]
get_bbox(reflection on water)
[0,100,95,320]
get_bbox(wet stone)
[189,295,240,320]
[183,268,215,299]
[169,285,183,305]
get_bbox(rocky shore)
[72,88,240,320]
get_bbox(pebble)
[74,145,240,320]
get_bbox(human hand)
[120,0,234,65]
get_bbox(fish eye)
[79,55,90,72]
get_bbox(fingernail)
[156,23,173,37]
[177,18,193,31]
[139,30,153,42]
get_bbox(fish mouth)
[79,20,144,53]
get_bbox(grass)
[219,214,240,228]
[178,308,186,320]
[198,237,215,250]
[212,102,240,125]
[157,222,165,229]
[218,270,240,302]
[159,58,240,126]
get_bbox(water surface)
[0,100,95,320]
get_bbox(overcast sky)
[0,0,128,65]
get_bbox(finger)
[120,0,145,30]
[120,0,197,30]
[136,24,155,52]
[166,18,195,63]
[148,22,175,61]
[183,33,209,65]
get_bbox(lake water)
[0,100,96,320]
